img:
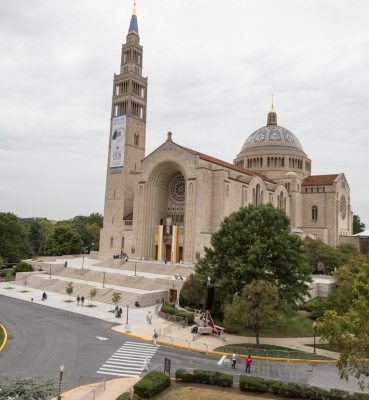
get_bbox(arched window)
[255,184,260,205]
[110,237,114,247]
[312,206,318,221]
[134,133,139,145]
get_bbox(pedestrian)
[77,295,80,306]
[164,258,167,264]
[245,355,252,373]
[135,301,140,307]
[148,311,152,324]
[42,292,47,301]
[64,261,68,268]
[231,351,237,368]
[152,330,158,345]
[125,256,128,262]
[119,307,123,318]
[115,305,119,317]
[81,295,85,306]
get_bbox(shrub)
[166,302,176,307]
[14,262,33,273]
[133,371,170,399]
[115,393,141,400]
[0,271,15,278]
[161,304,177,315]
[173,310,194,324]
[175,369,232,387]
[239,375,269,392]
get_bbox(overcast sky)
[0,0,368,229]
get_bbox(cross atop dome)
[267,95,277,125]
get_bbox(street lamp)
[125,304,130,333]
[91,242,94,252]
[81,256,85,270]
[134,262,137,276]
[102,271,107,288]
[49,264,52,279]
[313,322,317,355]
[57,364,65,400]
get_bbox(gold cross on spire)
[271,93,274,109]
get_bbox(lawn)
[0,324,5,348]
[213,343,331,360]
[221,311,315,338]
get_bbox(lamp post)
[57,364,65,400]
[125,303,130,333]
[81,256,85,270]
[134,262,137,276]
[313,322,317,355]
[171,251,174,265]
[120,248,124,260]
[91,242,94,252]
[102,271,107,288]
[49,264,52,279]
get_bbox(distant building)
[98,3,353,261]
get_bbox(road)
[1,295,369,394]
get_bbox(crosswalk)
[97,341,160,377]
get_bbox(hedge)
[161,304,176,315]
[239,375,369,399]
[133,371,171,399]
[116,393,141,400]
[173,310,194,324]
[175,369,233,387]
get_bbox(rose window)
[170,176,185,203]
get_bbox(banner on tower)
[110,115,126,169]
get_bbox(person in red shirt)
[245,355,252,373]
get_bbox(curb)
[112,327,337,363]
[0,323,8,352]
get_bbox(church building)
[98,4,353,262]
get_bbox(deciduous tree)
[180,273,203,308]
[65,281,74,301]
[224,280,279,344]
[0,212,29,262]
[44,225,83,256]
[195,204,312,305]
[353,215,366,235]
[316,263,369,390]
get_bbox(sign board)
[164,357,171,375]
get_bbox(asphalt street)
[1,295,369,394]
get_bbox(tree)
[112,291,122,307]
[304,239,340,273]
[0,373,58,399]
[0,212,29,262]
[5,271,13,288]
[14,261,33,273]
[353,215,366,235]
[89,288,97,306]
[44,225,83,256]
[22,218,55,258]
[195,204,312,305]
[180,273,203,307]
[224,280,279,344]
[65,281,74,301]
[316,263,369,390]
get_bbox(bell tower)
[99,1,148,258]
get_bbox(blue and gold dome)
[240,107,303,153]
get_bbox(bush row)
[175,368,233,387]
[133,370,171,399]
[161,304,195,324]
[0,271,15,278]
[239,375,369,399]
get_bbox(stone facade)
[99,6,353,262]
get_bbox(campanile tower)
[99,2,148,258]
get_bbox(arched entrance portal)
[141,162,186,262]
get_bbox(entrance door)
[170,289,177,302]
[179,247,183,262]
[166,245,172,262]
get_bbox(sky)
[0,0,368,228]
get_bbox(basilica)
[98,4,353,262]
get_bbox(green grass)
[223,311,315,338]
[0,325,5,348]
[303,297,325,306]
[213,343,331,360]
[305,343,339,352]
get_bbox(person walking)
[148,311,153,324]
[231,351,237,369]
[81,295,85,306]
[115,305,119,317]
[42,292,47,301]
[118,307,123,318]
[245,355,252,373]
[77,295,80,306]
[152,330,158,346]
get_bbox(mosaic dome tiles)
[241,126,303,153]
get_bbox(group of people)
[76,295,85,306]
[231,351,253,372]
[112,255,129,261]
[115,305,123,318]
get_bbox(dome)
[240,125,303,153]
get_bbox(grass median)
[0,324,5,348]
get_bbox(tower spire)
[267,95,277,126]
[128,1,139,34]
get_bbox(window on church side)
[110,237,114,247]
[312,206,318,221]
[267,157,270,167]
